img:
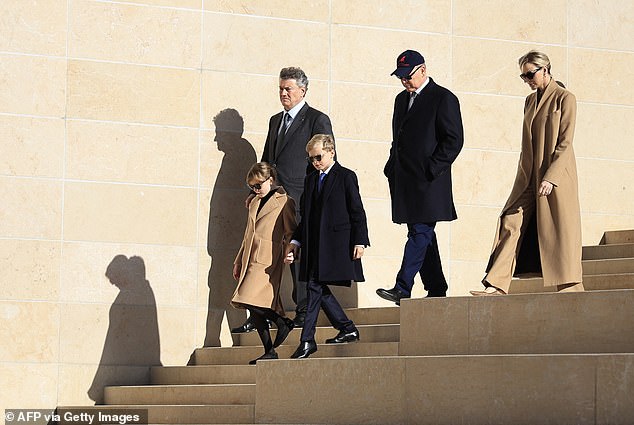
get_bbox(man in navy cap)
[376,50,464,305]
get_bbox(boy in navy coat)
[286,134,370,359]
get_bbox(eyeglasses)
[247,180,267,191]
[520,67,543,80]
[397,64,423,81]
[306,154,323,163]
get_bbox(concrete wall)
[1,0,633,410]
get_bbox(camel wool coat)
[231,187,296,316]
[487,79,583,286]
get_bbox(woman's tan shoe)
[469,286,505,296]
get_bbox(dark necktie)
[318,172,326,192]
[275,113,291,157]
[408,91,417,111]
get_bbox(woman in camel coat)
[231,162,297,363]
[471,50,583,296]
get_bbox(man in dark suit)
[232,67,333,333]
[287,134,370,359]
[377,50,464,305]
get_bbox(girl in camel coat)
[231,162,297,363]
[471,50,583,296]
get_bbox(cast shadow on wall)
[204,108,257,347]
[87,255,162,404]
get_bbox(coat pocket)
[254,239,281,265]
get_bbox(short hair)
[246,162,277,184]
[306,134,335,153]
[518,50,551,74]
[279,67,309,90]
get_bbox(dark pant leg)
[300,279,323,343]
[290,262,307,314]
[247,307,273,353]
[395,222,436,296]
[320,284,355,332]
[419,233,448,295]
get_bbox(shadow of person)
[87,255,161,404]
[204,109,256,347]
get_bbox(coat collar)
[400,78,435,122]
[275,103,310,155]
[249,187,287,222]
[529,78,558,116]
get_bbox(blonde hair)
[518,50,551,74]
[306,134,335,153]
[246,162,277,184]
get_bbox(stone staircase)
[59,230,634,424]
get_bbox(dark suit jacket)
[293,162,370,285]
[262,102,333,205]
[384,78,464,224]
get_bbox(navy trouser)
[300,279,355,343]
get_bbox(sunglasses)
[247,180,268,191]
[306,154,323,163]
[397,64,423,81]
[520,67,543,80]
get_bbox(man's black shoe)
[231,319,256,333]
[325,329,360,344]
[292,311,306,328]
[248,350,278,365]
[376,287,408,306]
[290,340,317,359]
[426,292,446,298]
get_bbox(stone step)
[583,257,634,274]
[104,384,255,405]
[56,405,253,424]
[601,229,634,245]
[509,272,634,293]
[255,354,634,425]
[151,365,255,385]
[235,323,399,347]
[194,342,399,365]
[583,243,634,260]
[315,306,400,326]
[398,290,634,356]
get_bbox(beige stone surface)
[0,239,60,301]
[330,82,394,142]
[460,93,524,152]
[335,139,391,200]
[256,358,406,425]
[578,158,633,215]
[66,60,200,126]
[332,0,451,33]
[331,26,451,86]
[0,54,66,116]
[156,306,198,366]
[116,0,201,7]
[69,0,201,67]
[0,0,67,56]
[202,13,329,78]
[59,242,197,307]
[449,205,502,261]
[63,181,197,246]
[204,0,329,21]
[575,103,634,161]
[453,0,567,43]
[0,177,62,239]
[453,39,567,96]
[449,259,489,296]
[596,355,634,424]
[569,48,634,105]
[569,0,634,51]
[405,355,595,425]
[0,362,58,411]
[0,115,65,178]
[66,120,199,186]
[453,149,519,206]
[0,302,59,362]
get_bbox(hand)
[232,263,241,281]
[284,251,294,264]
[244,193,256,209]
[353,246,364,260]
[538,180,554,197]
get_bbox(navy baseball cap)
[391,50,425,78]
